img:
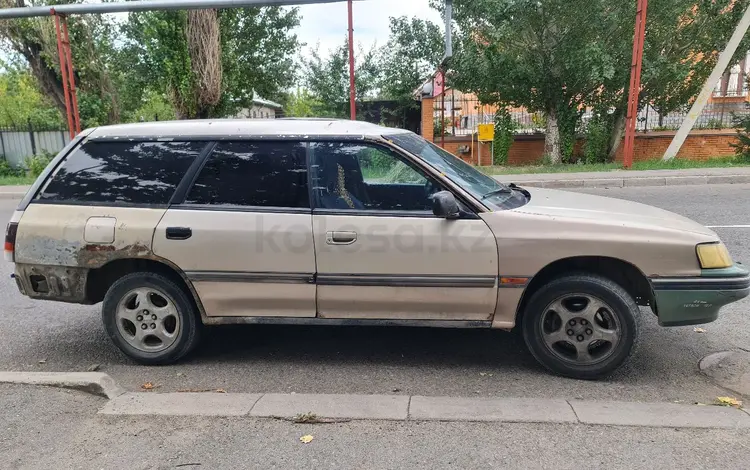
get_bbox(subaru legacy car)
[5,119,748,379]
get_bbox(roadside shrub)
[0,159,24,177]
[732,113,750,163]
[492,108,516,165]
[583,114,612,164]
[24,152,54,178]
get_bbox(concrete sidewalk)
[3,372,748,429]
[494,166,750,188]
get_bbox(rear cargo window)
[37,141,205,205]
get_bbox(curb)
[495,174,750,189]
[0,371,126,399]
[3,372,748,429]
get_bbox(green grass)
[0,175,35,186]
[479,156,748,175]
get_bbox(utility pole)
[348,0,356,120]
[623,0,648,168]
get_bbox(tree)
[0,0,123,127]
[300,40,380,118]
[449,0,631,163]
[284,88,322,117]
[378,16,444,105]
[121,7,300,119]
[602,0,750,159]
[0,61,63,127]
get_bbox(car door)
[152,140,316,318]
[310,141,498,321]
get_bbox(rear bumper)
[651,265,750,327]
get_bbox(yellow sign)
[478,124,494,142]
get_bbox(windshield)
[386,133,512,202]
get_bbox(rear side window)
[185,141,309,208]
[37,141,204,205]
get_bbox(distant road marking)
[706,225,750,228]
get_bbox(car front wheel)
[522,273,640,380]
[102,272,201,365]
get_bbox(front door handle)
[166,227,192,240]
[326,231,357,245]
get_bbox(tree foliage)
[449,0,630,163]
[379,16,444,105]
[122,7,300,119]
[449,0,750,163]
[0,62,63,127]
[300,39,380,118]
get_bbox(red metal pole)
[60,17,81,135]
[623,0,648,168]
[53,12,75,139]
[347,0,356,120]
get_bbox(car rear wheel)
[102,272,201,365]
[521,273,640,380]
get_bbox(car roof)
[85,118,412,140]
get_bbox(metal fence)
[0,124,70,167]
[432,90,750,140]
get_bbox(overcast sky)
[295,0,443,55]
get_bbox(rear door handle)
[326,231,357,245]
[166,227,192,240]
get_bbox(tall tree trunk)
[607,109,627,161]
[544,109,562,164]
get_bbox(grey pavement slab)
[569,400,750,429]
[409,396,577,423]
[250,393,410,420]
[99,391,262,416]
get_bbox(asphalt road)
[1,183,749,402]
[2,384,749,470]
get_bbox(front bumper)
[650,265,750,327]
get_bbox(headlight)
[696,243,733,269]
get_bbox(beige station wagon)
[5,119,749,379]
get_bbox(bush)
[583,114,612,164]
[0,159,24,177]
[732,113,750,163]
[24,152,54,178]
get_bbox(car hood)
[512,187,716,237]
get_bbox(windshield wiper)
[481,187,512,200]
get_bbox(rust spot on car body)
[77,243,153,268]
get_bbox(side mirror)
[432,191,460,219]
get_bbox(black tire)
[102,272,201,365]
[521,273,640,380]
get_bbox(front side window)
[185,141,309,208]
[37,141,204,205]
[310,142,442,212]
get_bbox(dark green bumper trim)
[650,265,750,327]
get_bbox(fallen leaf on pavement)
[300,435,314,444]
[693,327,706,333]
[479,372,487,377]
[87,364,100,372]
[141,382,160,391]
[715,397,743,408]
